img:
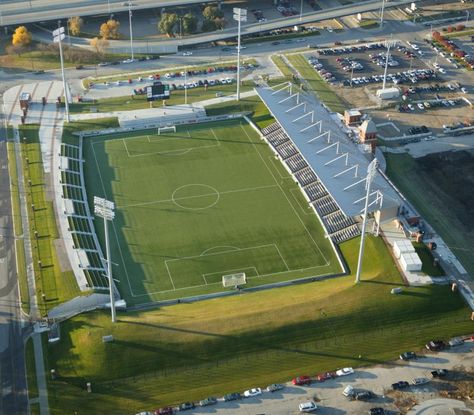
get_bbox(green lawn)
[43,235,472,415]
[271,55,293,78]
[359,19,380,29]
[82,119,340,304]
[25,338,38,399]
[385,152,474,277]
[413,242,445,277]
[205,95,276,129]
[286,54,347,114]
[19,125,81,314]
[69,82,253,114]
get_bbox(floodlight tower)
[94,196,116,322]
[128,1,135,61]
[381,38,396,91]
[355,158,378,284]
[53,23,70,122]
[233,7,247,101]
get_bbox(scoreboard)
[146,83,170,101]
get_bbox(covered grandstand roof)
[256,84,401,218]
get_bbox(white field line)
[239,123,331,267]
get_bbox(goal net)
[158,125,176,135]
[222,272,246,288]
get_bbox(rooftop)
[256,84,400,218]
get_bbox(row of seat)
[261,123,360,244]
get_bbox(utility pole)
[94,197,116,323]
[355,159,378,284]
[233,8,247,101]
[380,0,386,27]
[53,23,70,122]
[184,70,187,105]
[128,1,134,61]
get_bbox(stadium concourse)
[256,82,402,244]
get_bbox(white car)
[408,104,415,111]
[182,51,193,56]
[412,377,430,386]
[244,388,262,397]
[461,87,468,94]
[336,367,354,377]
[299,401,318,413]
[417,103,425,110]
[449,337,464,346]
[433,63,440,69]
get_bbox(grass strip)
[243,30,320,44]
[359,19,380,29]
[7,142,23,236]
[70,82,254,114]
[19,125,81,314]
[285,53,347,114]
[271,55,293,78]
[15,239,30,314]
[43,235,472,415]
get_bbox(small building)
[399,252,422,272]
[393,239,415,259]
[344,109,362,126]
[359,119,377,151]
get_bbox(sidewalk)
[32,333,49,415]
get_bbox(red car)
[292,376,311,386]
[155,407,173,415]
[317,372,336,382]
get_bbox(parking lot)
[148,340,474,415]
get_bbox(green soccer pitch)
[83,119,342,305]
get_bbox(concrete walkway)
[32,333,49,415]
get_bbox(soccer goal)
[222,272,247,289]
[158,125,176,135]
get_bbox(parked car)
[336,367,354,377]
[266,383,284,392]
[244,388,262,398]
[317,372,336,381]
[154,408,173,415]
[199,397,217,407]
[299,401,318,413]
[182,51,193,56]
[178,402,195,411]
[448,337,464,347]
[431,369,448,378]
[223,392,241,401]
[343,385,355,397]
[400,351,417,360]
[392,381,410,390]
[426,340,447,351]
[369,408,386,415]
[292,376,312,386]
[412,377,430,386]
[355,391,375,401]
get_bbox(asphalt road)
[0,99,28,415]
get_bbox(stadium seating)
[60,142,109,289]
[262,122,360,244]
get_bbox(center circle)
[171,184,220,210]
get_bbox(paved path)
[32,333,49,415]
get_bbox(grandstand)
[58,138,110,291]
[257,83,401,244]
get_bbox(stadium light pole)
[128,1,134,61]
[380,0,386,27]
[381,38,395,91]
[355,158,378,284]
[94,196,116,323]
[184,70,187,104]
[233,8,247,101]
[53,23,70,123]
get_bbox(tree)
[68,16,83,36]
[158,13,178,36]
[100,19,120,39]
[202,6,223,20]
[201,19,216,32]
[182,13,197,34]
[12,26,32,47]
[214,16,226,30]
[89,36,109,54]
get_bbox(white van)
[299,401,318,412]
